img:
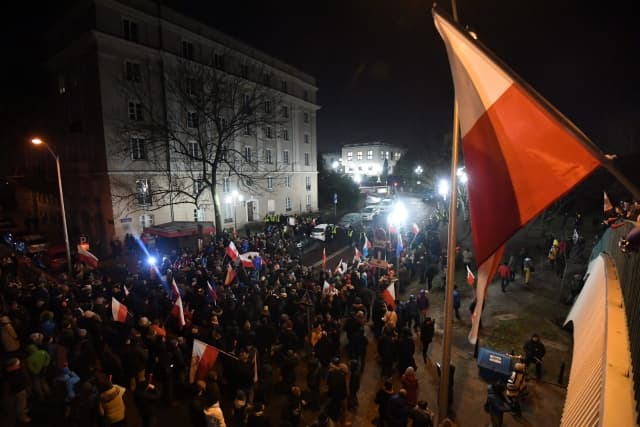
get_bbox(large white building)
[43,0,319,247]
[340,142,405,179]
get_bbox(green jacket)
[26,344,50,375]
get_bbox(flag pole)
[438,0,460,422]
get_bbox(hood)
[27,344,38,355]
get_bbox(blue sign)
[333,193,338,204]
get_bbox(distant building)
[40,0,319,250]
[341,142,406,178]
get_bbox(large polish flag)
[239,252,265,269]
[381,282,396,309]
[434,9,601,343]
[189,339,220,383]
[77,245,99,268]
[111,297,128,322]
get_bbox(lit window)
[135,179,151,205]
[367,150,373,160]
[347,152,353,161]
[357,152,363,161]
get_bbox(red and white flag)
[381,282,396,309]
[434,10,601,343]
[224,263,236,286]
[226,241,239,260]
[466,265,476,287]
[207,280,217,302]
[77,245,99,268]
[239,252,264,269]
[189,339,220,383]
[171,279,185,327]
[334,258,343,275]
[322,247,327,270]
[354,247,362,262]
[412,223,420,236]
[111,297,128,322]
[123,285,130,297]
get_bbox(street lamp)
[226,190,243,232]
[414,165,423,175]
[438,178,450,201]
[31,138,72,275]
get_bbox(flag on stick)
[77,245,99,268]
[433,9,602,343]
[354,247,362,262]
[466,265,476,287]
[111,297,128,322]
[207,280,217,302]
[412,223,420,236]
[189,339,220,383]
[362,234,371,258]
[226,241,239,260]
[396,234,404,257]
[171,279,185,327]
[224,264,236,286]
[322,247,327,270]
[604,192,614,213]
[381,282,396,309]
[334,258,343,275]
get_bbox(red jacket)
[497,264,511,278]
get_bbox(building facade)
[340,142,405,179]
[45,0,319,248]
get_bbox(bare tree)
[110,52,289,232]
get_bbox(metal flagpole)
[438,0,461,422]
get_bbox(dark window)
[123,19,138,42]
[182,41,194,60]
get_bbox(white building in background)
[44,0,319,246]
[341,142,406,179]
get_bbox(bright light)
[387,201,408,226]
[226,196,232,204]
[232,190,238,197]
[417,180,421,185]
[31,138,44,145]
[375,165,383,174]
[354,174,362,184]
[414,165,423,175]
[147,256,157,266]
[438,178,449,200]
[457,167,468,184]
[331,161,339,169]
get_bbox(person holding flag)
[170,279,185,328]
[362,233,372,258]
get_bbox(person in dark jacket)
[409,400,434,427]
[420,317,435,364]
[387,388,409,427]
[486,384,512,427]
[246,402,271,427]
[523,333,546,380]
[374,380,393,427]
[6,358,31,423]
[347,359,361,411]
[326,358,348,424]
[134,378,162,427]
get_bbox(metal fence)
[591,221,640,422]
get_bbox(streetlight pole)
[31,138,72,275]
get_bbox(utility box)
[477,347,513,383]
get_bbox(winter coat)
[420,319,435,345]
[387,394,409,427]
[99,384,127,424]
[327,362,348,401]
[56,367,81,403]
[401,372,419,407]
[26,344,51,375]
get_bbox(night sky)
[2,0,639,155]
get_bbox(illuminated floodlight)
[332,161,339,169]
[438,178,449,200]
[147,256,157,266]
[387,201,408,226]
[354,174,362,184]
[456,167,468,184]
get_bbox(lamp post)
[31,138,72,275]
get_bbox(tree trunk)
[210,170,222,234]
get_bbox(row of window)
[121,18,311,102]
[129,136,311,166]
[345,150,402,162]
[135,176,313,206]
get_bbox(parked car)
[360,206,380,222]
[365,194,382,205]
[310,224,333,242]
[338,212,363,229]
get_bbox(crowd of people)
[0,214,446,427]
